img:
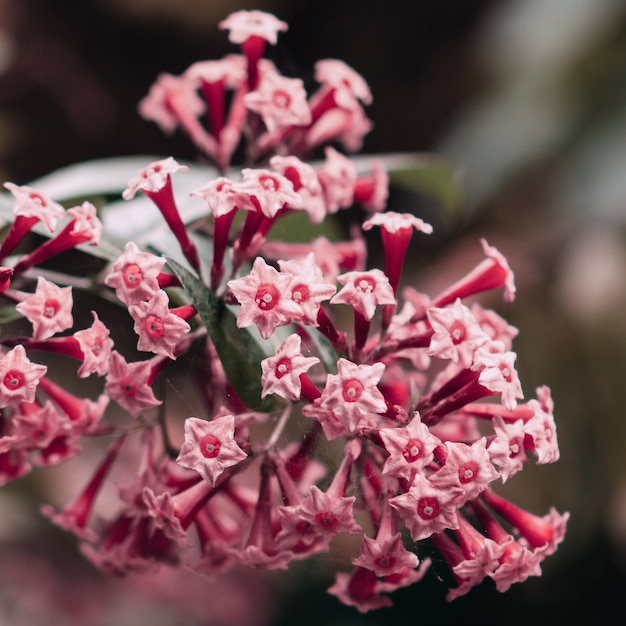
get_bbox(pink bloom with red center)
[474,347,524,410]
[269,156,326,223]
[227,257,302,339]
[122,157,189,200]
[523,397,560,464]
[314,59,373,108]
[487,415,528,482]
[66,202,103,246]
[490,541,542,592]
[316,147,357,213]
[331,269,396,321]
[219,10,287,45]
[278,253,337,325]
[426,300,490,369]
[291,485,361,538]
[260,334,319,401]
[141,488,188,543]
[104,351,161,417]
[0,345,47,407]
[320,359,387,432]
[379,412,441,481]
[73,312,114,378]
[15,277,73,341]
[4,183,65,233]
[429,439,500,505]
[390,474,463,541]
[190,177,238,218]
[352,533,419,578]
[233,168,302,219]
[244,71,311,132]
[128,290,191,359]
[13,401,64,450]
[176,415,247,486]
[105,241,166,305]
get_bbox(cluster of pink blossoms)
[0,10,567,612]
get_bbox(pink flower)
[176,415,247,486]
[331,269,396,321]
[105,242,166,305]
[429,439,500,504]
[487,416,528,482]
[314,59,372,108]
[244,71,311,132]
[233,168,302,219]
[379,412,441,481]
[128,290,191,359]
[362,210,433,236]
[427,300,490,369]
[227,257,302,339]
[474,347,524,410]
[278,253,337,325]
[67,202,103,246]
[0,345,47,407]
[260,334,319,401]
[73,312,114,378]
[190,177,238,218]
[15,277,73,341]
[320,359,387,432]
[352,533,419,577]
[219,10,287,45]
[122,157,189,200]
[389,475,462,541]
[3,183,65,233]
[328,567,392,613]
[104,351,161,417]
[185,55,247,88]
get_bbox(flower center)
[3,370,24,391]
[145,315,164,338]
[123,263,143,288]
[402,439,422,463]
[499,364,512,382]
[275,358,291,379]
[255,284,279,310]
[417,497,440,520]
[458,461,479,484]
[356,276,376,293]
[272,90,291,109]
[259,174,279,192]
[291,284,309,304]
[375,554,396,570]
[43,299,60,318]
[316,511,338,529]
[120,378,136,397]
[342,379,363,402]
[449,320,466,344]
[200,433,221,458]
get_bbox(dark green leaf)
[165,257,276,412]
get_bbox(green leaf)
[165,257,276,412]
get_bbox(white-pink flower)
[16,277,73,341]
[4,183,65,233]
[314,59,372,108]
[219,10,287,45]
[128,290,191,360]
[227,257,302,339]
[261,334,319,401]
[67,202,103,246]
[176,415,247,486]
[233,168,302,219]
[122,157,189,200]
[0,345,47,407]
[331,269,396,321]
[74,312,114,378]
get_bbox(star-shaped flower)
[16,277,73,341]
[122,157,189,200]
[331,269,396,321]
[4,183,65,233]
[176,415,247,486]
[261,334,319,401]
[0,345,47,408]
[73,312,114,378]
[219,10,288,45]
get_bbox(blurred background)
[0,0,625,624]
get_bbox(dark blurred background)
[0,0,625,624]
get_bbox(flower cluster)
[0,10,567,613]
